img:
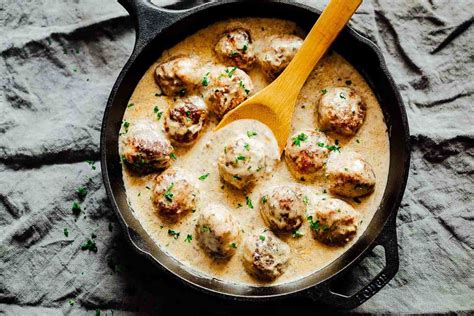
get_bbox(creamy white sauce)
[120,18,390,286]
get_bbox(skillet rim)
[100,0,411,305]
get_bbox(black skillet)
[100,0,410,309]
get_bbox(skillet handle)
[305,215,399,309]
[118,0,181,52]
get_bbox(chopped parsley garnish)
[86,160,96,170]
[302,196,309,205]
[246,196,254,209]
[339,92,346,99]
[199,173,210,181]
[69,300,75,306]
[225,66,237,78]
[77,187,87,199]
[170,152,177,160]
[321,89,328,94]
[72,201,81,216]
[164,183,174,201]
[201,72,210,86]
[244,143,250,151]
[356,139,360,144]
[259,235,266,241]
[64,228,69,237]
[168,229,180,240]
[233,175,242,181]
[153,106,163,120]
[230,242,237,249]
[292,230,304,238]
[184,234,193,243]
[292,133,308,146]
[236,155,246,161]
[307,216,321,231]
[242,44,248,52]
[261,195,268,204]
[155,92,163,97]
[127,103,134,108]
[317,142,341,152]
[237,203,243,208]
[230,51,239,57]
[239,80,250,95]
[247,130,257,138]
[81,238,98,252]
[202,225,211,233]
[345,80,352,85]
[122,120,130,133]
[145,186,151,190]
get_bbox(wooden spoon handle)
[272,0,362,98]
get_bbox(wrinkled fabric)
[0,0,473,314]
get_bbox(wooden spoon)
[215,0,363,153]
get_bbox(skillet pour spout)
[101,0,410,309]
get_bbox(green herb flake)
[339,92,346,99]
[64,228,69,237]
[202,225,211,233]
[242,44,248,52]
[86,160,96,170]
[225,66,237,78]
[122,120,130,133]
[307,216,321,232]
[321,89,328,94]
[69,299,75,306]
[230,50,239,57]
[81,238,98,252]
[127,103,134,108]
[77,187,87,199]
[233,175,242,181]
[199,173,210,181]
[72,201,81,216]
[356,139,360,144]
[95,309,101,316]
[237,203,243,208]
[292,133,308,147]
[303,196,309,205]
[184,234,193,243]
[201,72,210,86]
[168,229,180,240]
[164,183,174,201]
[170,152,177,160]
[292,230,304,238]
[153,106,163,120]
[247,131,257,138]
[261,195,268,204]
[244,143,250,151]
[259,235,266,241]
[230,242,238,249]
[236,155,246,162]
[246,196,254,209]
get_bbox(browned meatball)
[242,230,290,281]
[215,28,256,70]
[154,55,202,96]
[259,185,306,233]
[203,65,253,117]
[196,204,240,259]
[284,129,332,179]
[308,198,359,246]
[120,119,174,174]
[257,34,303,80]
[164,96,208,145]
[326,151,376,198]
[318,87,366,136]
[151,168,198,222]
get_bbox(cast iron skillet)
[100,0,410,309]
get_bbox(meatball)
[309,198,359,246]
[259,185,306,233]
[214,28,256,70]
[218,135,274,189]
[120,119,174,174]
[195,204,240,259]
[326,151,376,198]
[154,55,202,96]
[202,65,253,117]
[151,168,198,222]
[257,34,303,80]
[164,96,208,145]
[284,129,332,178]
[317,87,366,136]
[242,230,290,281]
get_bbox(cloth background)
[1,0,473,314]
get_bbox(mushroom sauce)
[120,18,390,285]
